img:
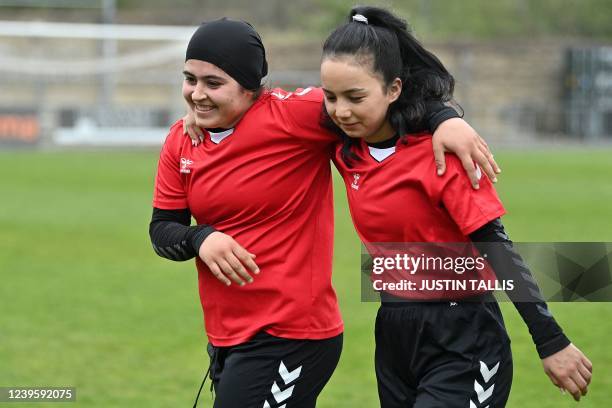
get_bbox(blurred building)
[1,0,611,147]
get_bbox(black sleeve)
[426,100,462,132]
[469,219,571,359]
[149,207,216,262]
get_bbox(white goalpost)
[0,19,195,146]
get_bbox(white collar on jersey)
[208,128,234,144]
[368,145,396,162]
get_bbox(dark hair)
[321,6,455,164]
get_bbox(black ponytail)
[321,6,455,165]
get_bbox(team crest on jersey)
[180,157,194,174]
[351,173,361,190]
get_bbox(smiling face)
[182,59,255,129]
[321,55,402,143]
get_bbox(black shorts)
[201,332,343,408]
[375,297,513,408]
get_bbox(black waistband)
[380,291,495,307]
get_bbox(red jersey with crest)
[333,134,506,300]
[153,88,343,346]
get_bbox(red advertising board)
[0,111,40,144]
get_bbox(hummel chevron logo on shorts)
[479,360,499,383]
[469,360,499,407]
[263,361,303,408]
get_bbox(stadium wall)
[0,27,610,147]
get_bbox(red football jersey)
[153,88,343,346]
[333,134,506,300]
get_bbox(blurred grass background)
[1,148,611,407]
[2,0,612,405]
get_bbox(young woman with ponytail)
[321,6,592,407]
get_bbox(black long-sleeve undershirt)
[469,219,571,359]
[425,101,569,358]
[149,208,216,261]
[426,100,461,132]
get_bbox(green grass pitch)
[0,148,610,407]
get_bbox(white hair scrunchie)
[352,14,368,24]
